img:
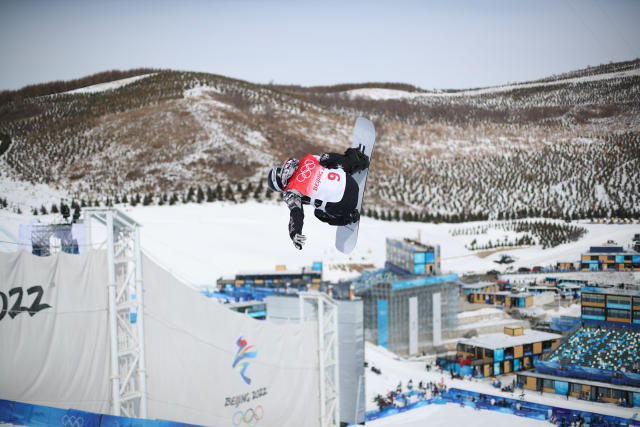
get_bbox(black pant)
[313,175,359,225]
[325,174,359,216]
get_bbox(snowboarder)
[267,147,370,250]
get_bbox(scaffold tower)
[299,291,340,427]
[85,208,148,418]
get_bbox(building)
[581,286,640,325]
[456,327,563,377]
[216,262,323,290]
[460,282,499,297]
[466,291,534,308]
[523,323,640,407]
[580,244,640,271]
[385,238,441,275]
[227,300,267,319]
[516,371,640,406]
[356,271,459,355]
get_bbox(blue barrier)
[0,400,205,427]
[364,389,640,426]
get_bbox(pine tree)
[225,184,236,202]
[40,205,48,215]
[206,185,214,202]
[197,186,204,203]
[254,182,263,201]
[51,203,59,214]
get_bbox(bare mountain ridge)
[0,60,639,220]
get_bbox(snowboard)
[336,117,376,254]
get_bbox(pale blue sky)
[1,0,639,91]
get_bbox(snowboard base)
[336,117,376,254]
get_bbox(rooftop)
[386,237,435,252]
[585,245,639,255]
[518,370,640,393]
[353,269,459,292]
[582,286,640,297]
[458,329,563,350]
[461,282,497,289]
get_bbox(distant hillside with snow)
[0,60,639,221]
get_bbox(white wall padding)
[141,254,321,427]
[0,250,111,413]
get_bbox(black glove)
[344,146,370,173]
[292,233,306,250]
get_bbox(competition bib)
[285,154,346,203]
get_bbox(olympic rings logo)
[232,405,264,427]
[296,159,316,182]
[61,415,85,427]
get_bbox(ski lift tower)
[84,208,148,418]
[299,291,340,427]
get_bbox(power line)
[562,0,610,61]
[591,0,640,59]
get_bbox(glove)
[292,233,306,250]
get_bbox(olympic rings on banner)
[232,405,264,427]
[61,415,85,427]
[296,159,316,182]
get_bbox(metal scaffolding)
[299,292,340,427]
[85,208,148,418]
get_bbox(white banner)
[0,249,321,427]
[142,254,321,427]
[0,250,111,413]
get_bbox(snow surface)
[63,74,154,94]
[366,403,548,427]
[345,68,640,100]
[123,203,640,285]
[364,342,639,421]
[2,201,638,286]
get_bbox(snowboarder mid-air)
[267,147,370,250]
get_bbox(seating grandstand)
[547,326,640,372]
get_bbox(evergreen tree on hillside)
[225,184,236,202]
[196,186,204,203]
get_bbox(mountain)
[1,60,639,220]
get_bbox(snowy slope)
[63,74,154,94]
[345,68,640,100]
[365,342,639,420]
[2,201,638,285]
[124,203,639,285]
[366,403,548,427]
